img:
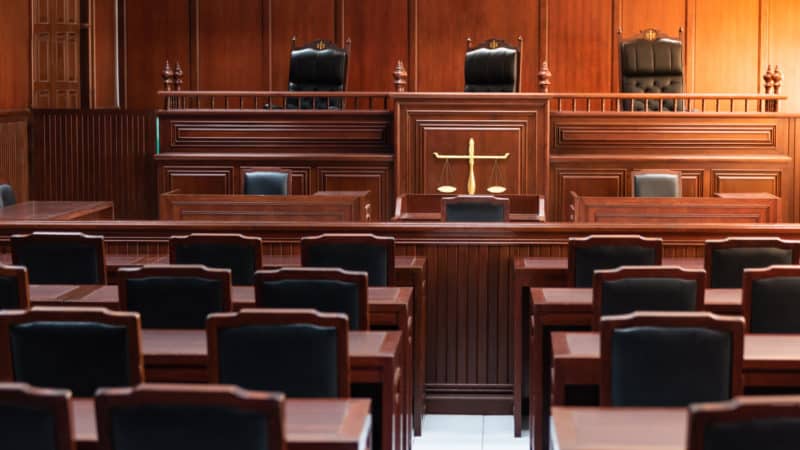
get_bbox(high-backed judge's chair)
[465,37,522,92]
[619,28,684,111]
[287,37,351,110]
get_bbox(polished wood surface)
[0,201,114,220]
[72,397,373,450]
[159,192,371,222]
[0,1,29,110]
[0,111,29,201]
[394,194,545,222]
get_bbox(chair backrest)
[0,382,73,450]
[117,265,233,329]
[441,195,510,222]
[241,168,292,196]
[619,28,684,111]
[301,233,395,286]
[688,396,800,450]
[705,238,800,288]
[95,383,285,450]
[0,264,30,310]
[631,170,681,197]
[464,37,522,92]
[591,266,706,329]
[254,267,368,330]
[742,265,800,333]
[600,311,744,407]
[11,232,106,284]
[568,235,663,287]
[170,233,263,285]
[207,309,350,398]
[0,307,143,396]
[289,38,350,92]
[0,184,16,207]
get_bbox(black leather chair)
[117,265,233,329]
[600,311,744,407]
[286,37,350,110]
[568,235,663,287]
[0,383,73,450]
[254,268,369,330]
[619,29,684,111]
[441,195,510,222]
[705,238,800,288]
[0,264,29,310]
[631,170,681,197]
[301,233,395,286]
[688,396,800,450]
[0,307,143,397]
[592,266,705,328]
[742,265,800,333]
[95,384,286,450]
[170,233,262,286]
[207,309,350,398]
[465,37,522,92]
[241,168,291,196]
[0,184,16,207]
[11,232,107,285]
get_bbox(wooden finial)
[393,60,408,92]
[162,60,174,91]
[538,61,552,93]
[763,65,774,94]
[174,61,184,91]
[773,65,783,95]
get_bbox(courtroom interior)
[3,1,800,450]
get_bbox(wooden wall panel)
[92,0,118,107]
[764,0,800,112]
[344,0,408,91]
[0,0,30,109]
[0,112,30,201]
[619,0,686,37]
[32,0,81,108]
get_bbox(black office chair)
[0,383,73,450]
[241,168,291,196]
[170,233,263,286]
[0,184,16,207]
[301,233,395,286]
[568,235,663,287]
[705,238,800,288]
[207,309,350,398]
[254,267,369,330]
[117,265,233,329]
[441,195,510,222]
[10,232,107,284]
[465,37,522,92]
[619,28,684,111]
[742,265,800,333]
[95,384,286,450]
[631,170,681,197]
[0,264,29,310]
[286,37,351,110]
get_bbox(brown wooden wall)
[0,0,31,110]
[0,111,30,201]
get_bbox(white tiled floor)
[412,415,529,450]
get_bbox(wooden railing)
[550,93,787,113]
[158,91,391,111]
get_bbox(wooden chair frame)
[239,167,293,195]
[95,383,286,450]
[741,264,800,332]
[0,264,30,309]
[591,265,706,329]
[290,37,352,92]
[440,195,510,222]
[704,238,800,288]
[630,169,682,197]
[599,311,744,406]
[567,235,664,287]
[301,233,396,286]
[117,264,234,314]
[466,36,524,92]
[11,232,107,284]
[207,308,350,397]
[169,233,263,272]
[0,307,144,388]
[254,267,369,330]
[0,382,74,450]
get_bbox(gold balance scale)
[433,138,510,195]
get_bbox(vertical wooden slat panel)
[0,112,30,201]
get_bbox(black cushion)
[243,172,289,196]
[289,47,347,92]
[620,38,684,111]
[601,278,697,316]
[573,245,658,287]
[218,324,339,397]
[444,202,507,222]
[109,405,270,450]
[0,276,21,310]
[465,47,518,92]
[257,279,361,331]
[0,184,16,207]
[750,276,800,333]
[125,276,225,329]
[611,326,731,406]
[711,247,794,288]
[10,321,131,396]
[14,242,102,284]
[304,243,389,286]
[0,403,58,450]
[173,243,257,285]
[633,174,680,197]
[703,417,800,450]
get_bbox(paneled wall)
[0,0,30,110]
[0,112,30,201]
[31,0,82,108]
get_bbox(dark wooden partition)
[0,110,29,202]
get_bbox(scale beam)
[433,137,509,195]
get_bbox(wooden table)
[138,329,403,450]
[72,397,373,450]
[550,406,687,450]
[0,201,113,220]
[526,285,738,450]
[512,256,704,439]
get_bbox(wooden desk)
[72,397,373,450]
[393,193,545,222]
[139,329,403,450]
[550,406,687,450]
[0,201,114,220]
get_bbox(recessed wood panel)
[92,0,118,108]
[553,169,625,220]
[714,171,781,195]
[162,166,235,194]
[0,0,30,109]
[318,166,392,219]
[344,0,408,91]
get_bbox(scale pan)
[437,185,458,193]
[487,186,507,194]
